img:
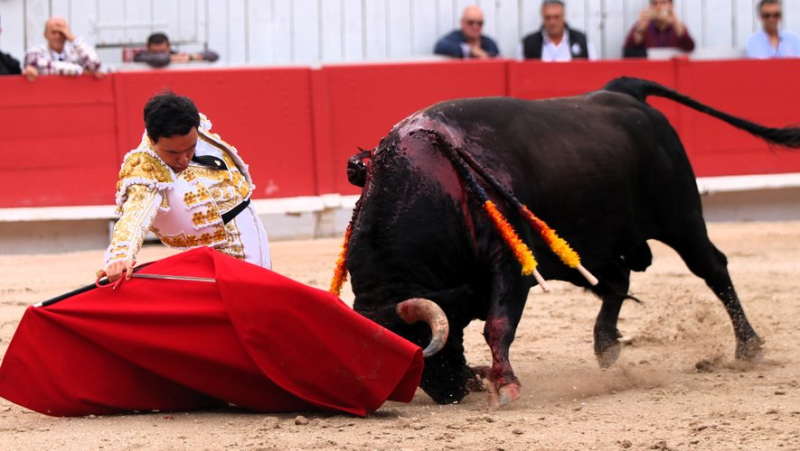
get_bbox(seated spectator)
[746,0,800,58]
[23,16,101,81]
[623,0,694,58]
[134,32,219,68]
[433,5,500,59]
[0,16,22,75]
[519,0,597,61]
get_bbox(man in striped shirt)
[23,16,101,81]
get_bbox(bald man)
[23,16,101,81]
[434,5,500,59]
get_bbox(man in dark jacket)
[519,0,596,61]
[0,16,22,75]
[134,32,219,68]
[434,5,500,59]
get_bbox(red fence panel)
[0,76,118,207]
[508,59,677,100]
[1,60,799,210]
[674,58,800,176]
[316,60,508,194]
[507,59,680,128]
[112,67,317,200]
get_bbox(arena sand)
[1,221,799,450]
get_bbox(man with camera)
[623,0,694,58]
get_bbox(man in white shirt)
[23,16,102,81]
[745,0,800,59]
[518,0,597,62]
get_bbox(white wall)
[2,0,799,66]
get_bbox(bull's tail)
[603,77,800,148]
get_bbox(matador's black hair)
[143,91,200,143]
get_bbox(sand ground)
[1,221,799,450]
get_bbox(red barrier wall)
[507,59,681,129]
[0,76,118,207]
[674,59,800,176]
[508,58,800,177]
[316,60,508,194]
[112,67,317,200]
[1,59,799,209]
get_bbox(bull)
[336,77,800,406]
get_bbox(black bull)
[342,77,800,406]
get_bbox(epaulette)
[115,148,175,209]
[198,127,253,185]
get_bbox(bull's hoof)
[736,336,765,361]
[594,328,623,369]
[483,380,521,409]
[595,340,622,369]
[497,382,521,406]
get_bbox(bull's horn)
[396,298,449,358]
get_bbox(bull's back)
[402,93,685,201]
[394,92,702,257]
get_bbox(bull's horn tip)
[397,298,450,358]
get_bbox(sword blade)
[34,272,216,308]
[132,273,216,283]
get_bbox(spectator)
[746,0,800,58]
[0,15,22,75]
[434,5,500,59]
[23,16,101,81]
[134,32,219,68]
[623,0,694,58]
[519,0,597,61]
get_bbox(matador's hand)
[103,260,133,282]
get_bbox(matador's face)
[152,128,198,173]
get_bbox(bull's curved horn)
[396,298,449,358]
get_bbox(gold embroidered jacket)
[105,120,255,266]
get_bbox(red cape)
[0,247,422,417]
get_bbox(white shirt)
[745,29,800,59]
[516,29,598,62]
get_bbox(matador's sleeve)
[103,149,173,266]
[104,185,163,266]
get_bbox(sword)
[128,273,216,283]
[35,270,216,308]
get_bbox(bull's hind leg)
[664,228,764,360]
[483,280,530,406]
[590,259,632,369]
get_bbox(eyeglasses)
[762,12,782,19]
[544,15,564,21]
[466,20,484,27]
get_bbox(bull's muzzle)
[396,298,449,358]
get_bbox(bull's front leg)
[482,281,529,406]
